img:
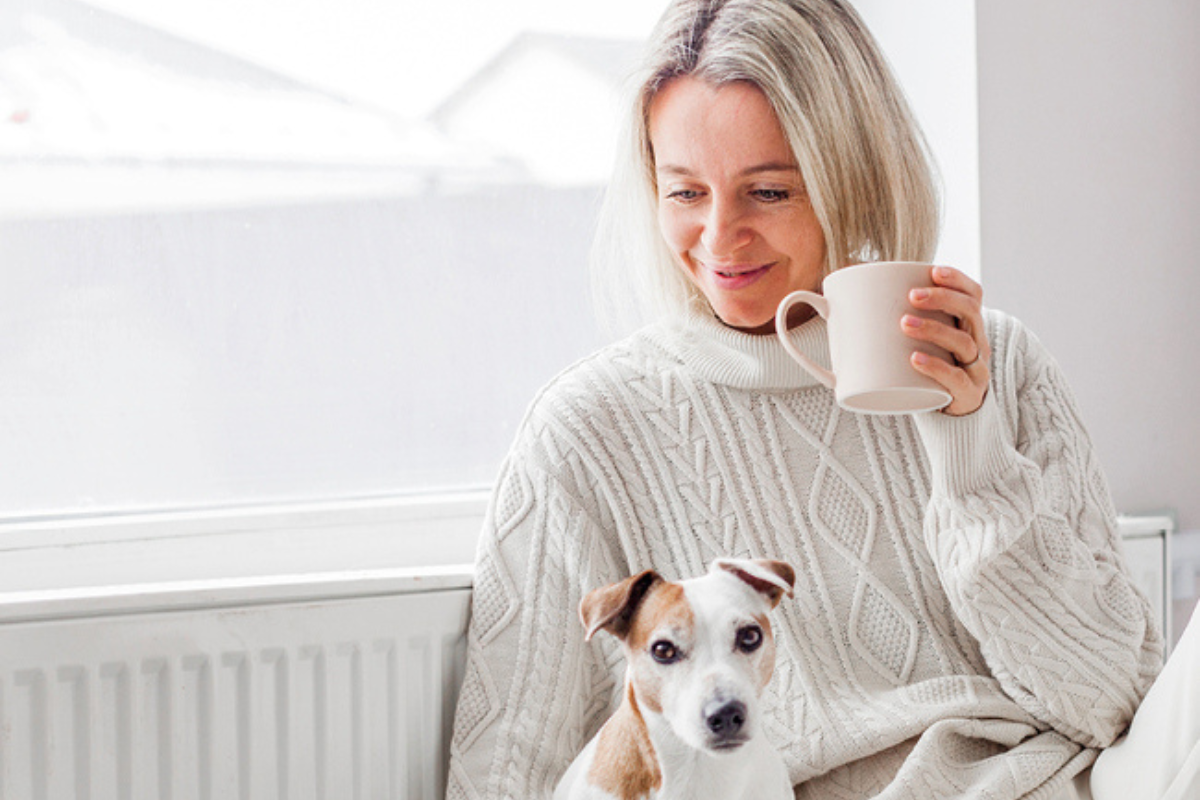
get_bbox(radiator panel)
[0,589,470,800]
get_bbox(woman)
[446,1,1181,798]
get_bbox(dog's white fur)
[553,559,795,800]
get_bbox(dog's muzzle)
[703,698,749,749]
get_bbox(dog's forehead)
[681,570,761,622]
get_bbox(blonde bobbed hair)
[591,0,941,332]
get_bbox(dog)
[553,558,795,800]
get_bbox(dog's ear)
[580,570,662,642]
[713,559,796,609]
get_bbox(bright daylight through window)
[0,0,668,520]
[0,0,976,523]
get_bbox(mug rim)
[832,260,936,278]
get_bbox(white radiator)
[0,497,484,800]
[0,571,471,800]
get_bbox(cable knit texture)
[446,308,1163,800]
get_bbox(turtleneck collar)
[640,306,833,391]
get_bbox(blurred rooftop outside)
[0,0,654,216]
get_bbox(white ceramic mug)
[774,261,953,414]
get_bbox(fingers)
[910,348,987,416]
[901,307,979,366]
[929,265,982,301]
[902,266,990,416]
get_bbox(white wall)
[976,0,1200,538]
[853,0,980,277]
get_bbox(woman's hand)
[901,266,990,416]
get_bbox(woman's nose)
[700,199,751,257]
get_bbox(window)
[0,0,977,525]
[1,0,668,520]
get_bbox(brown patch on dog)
[581,571,663,642]
[717,559,796,608]
[624,581,693,715]
[753,613,778,688]
[624,581,692,651]
[588,684,662,800]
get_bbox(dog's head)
[580,558,795,753]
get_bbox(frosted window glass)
[0,0,663,518]
[0,0,975,521]
[1,192,608,515]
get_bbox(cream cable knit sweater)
[446,308,1162,800]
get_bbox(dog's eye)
[650,640,680,664]
[736,625,763,654]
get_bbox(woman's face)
[648,77,827,334]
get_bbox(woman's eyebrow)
[741,162,802,176]
[655,162,801,177]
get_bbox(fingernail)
[912,352,929,366]
[911,288,930,301]
[902,314,923,328]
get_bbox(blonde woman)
[447,1,1197,798]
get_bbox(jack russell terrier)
[554,558,795,800]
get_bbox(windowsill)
[0,502,1172,632]
[0,493,486,623]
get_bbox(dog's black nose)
[704,699,747,737]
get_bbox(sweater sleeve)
[913,312,1163,749]
[445,436,624,800]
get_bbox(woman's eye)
[736,626,763,653]
[650,640,680,664]
[665,189,701,203]
[752,188,790,203]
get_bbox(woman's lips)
[706,261,774,290]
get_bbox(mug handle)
[775,290,836,390]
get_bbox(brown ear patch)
[580,571,662,642]
[715,559,796,608]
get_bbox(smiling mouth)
[712,263,771,278]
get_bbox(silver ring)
[959,352,981,369]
